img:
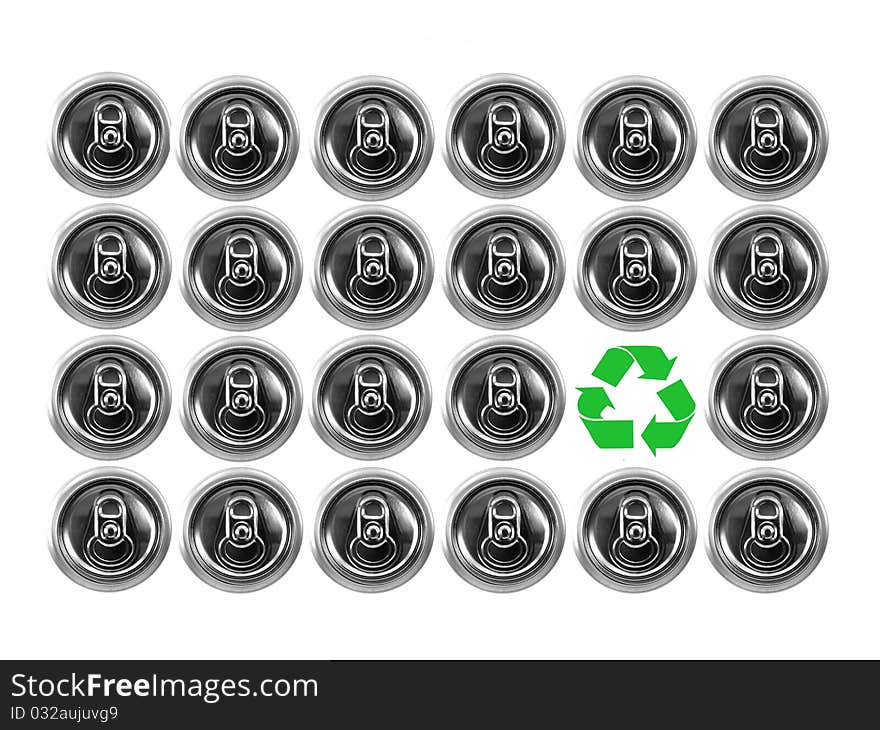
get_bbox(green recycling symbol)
[577,346,695,455]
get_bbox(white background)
[1,0,877,660]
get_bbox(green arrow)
[641,379,695,455]
[591,348,634,386]
[592,346,676,386]
[577,387,633,448]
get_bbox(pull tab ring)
[216,493,267,571]
[344,360,396,438]
[84,97,136,174]
[478,493,529,570]
[213,101,263,178]
[741,229,792,307]
[478,99,530,177]
[84,492,136,569]
[742,359,793,437]
[347,493,399,571]
[610,101,662,179]
[742,492,793,570]
[478,360,529,438]
[216,361,267,438]
[742,101,792,178]
[215,231,267,309]
[610,493,662,570]
[347,100,398,178]
[609,230,662,309]
[477,229,529,308]
[346,229,398,308]
[84,228,136,306]
[84,360,136,437]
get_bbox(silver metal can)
[444,468,564,592]
[707,468,828,592]
[311,336,431,459]
[313,207,433,328]
[444,206,564,329]
[178,76,298,200]
[49,467,171,591]
[49,336,171,459]
[575,76,696,200]
[181,468,302,592]
[444,74,565,198]
[49,73,170,196]
[182,337,302,460]
[313,468,433,592]
[707,336,828,459]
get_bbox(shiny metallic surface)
[444,336,564,459]
[50,205,170,328]
[182,338,302,460]
[313,207,433,328]
[574,207,696,330]
[50,337,171,459]
[707,469,827,592]
[444,468,564,592]
[708,206,828,329]
[707,76,828,200]
[49,73,170,196]
[178,77,298,200]
[445,74,565,198]
[707,336,828,459]
[49,468,171,591]
[444,206,564,329]
[574,469,696,593]
[181,469,302,592]
[182,207,302,330]
[313,76,433,200]
[575,76,696,200]
[311,336,431,459]
[313,469,433,593]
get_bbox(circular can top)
[49,336,171,459]
[313,76,433,200]
[444,206,565,329]
[178,76,299,200]
[708,206,828,329]
[445,74,565,198]
[313,469,433,592]
[444,468,564,592]
[182,337,302,460]
[311,336,431,459]
[49,73,170,196]
[182,207,302,330]
[313,207,433,329]
[707,469,827,592]
[707,336,828,459]
[575,76,697,200]
[49,467,171,591]
[574,469,696,592]
[707,76,828,200]
[50,205,171,328]
[181,468,302,592]
[575,207,696,330]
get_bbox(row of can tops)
[50,334,828,462]
[51,203,828,331]
[49,73,828,201]
[50,465,827,595]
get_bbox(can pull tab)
[478,492,529,570]
[216,493,267,571]
[478,360,529,438]
[84,228,136,306]
[347,493,399,571]
[84,360,136,437]
[477,228,530,307]
[346,229,398,308]
[610,101,661,179]
[84,97,136,174]
[344,360,396,438]
[610,492,662,571]
[84,492,136,569]
[212,100,263,178]
[741,229,792,307]
[347,100,398,178]
[741,101,792,178]
[478,99,530,177]
[742,492,793,571]
[215,231,267,309]
[610,230,662,309]
[742,359,793,437]
[216,361,267,438]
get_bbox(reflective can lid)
[182,337,302,460]
[444,206,564,329]
[49,73,170,196]
[707,336,828,458]
[178,76,299,200]
[707,468,828,592]
[445,74,565,198]
[314,207,433,329]
[181,468,302,592]
[707,76,828,200]
[49,467,171,591]
[311,336,431,459]
[50,336,171,459]
[313,469,433,592]
[575,76,696,200]
[574,469,696,593]
[50,205,171,328]
[444,468,564,592]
